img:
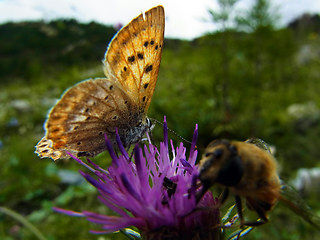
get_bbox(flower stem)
[0,206,47,240]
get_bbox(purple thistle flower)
[53,117,220,240]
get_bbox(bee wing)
[279,181,320,230]
[245,138,271,153]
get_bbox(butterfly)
[35,6,165,160]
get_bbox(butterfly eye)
[146,118,152,128]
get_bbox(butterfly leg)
[128,147,134,161]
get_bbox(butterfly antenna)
[149,118,193,145]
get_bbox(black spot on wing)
[137,53,144,60]
[77,152,91,157]
[145,65,153,73]
[128,55,135,63]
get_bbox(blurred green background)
[1,0,320,239]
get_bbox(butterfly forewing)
[104,6,164,113]
[141,6,165,112]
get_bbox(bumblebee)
[197,138,320,228]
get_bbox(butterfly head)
[120,117,153,147]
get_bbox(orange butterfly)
[35,6,165,160]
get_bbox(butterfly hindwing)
[36,78,140,160]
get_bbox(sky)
[0,0,320,39]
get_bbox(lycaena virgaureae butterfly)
[35,6,165,160]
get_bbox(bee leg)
[255,206,269,223]
[218,188,229,206]
[235,195,245,226]
[236,231,241,240]
[241,219,267,227]
[245,208,269,227]
[196,183,210,203]
[240,207,269,227]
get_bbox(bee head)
[199,140,244,189]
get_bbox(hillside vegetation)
[1,2,320,239]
